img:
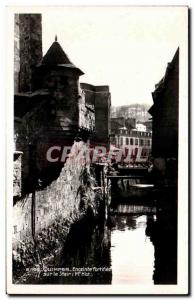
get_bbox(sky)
[42,7,185,107]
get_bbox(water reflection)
[34,217,112,284]
[112,204,157,214]
[146,207,177,284]
[22,201,177,285]
[59,219,112,284]
[110,214,155,285]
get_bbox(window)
[130,138,134,145]
[135,139,138,145]
[147,140,150,146]
[120,137,123,146]
[140,139,144,146]
[126,138,129,145]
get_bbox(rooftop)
[37,37,84,75]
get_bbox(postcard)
[6,5,189,295]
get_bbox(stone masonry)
[12,141,106,282]
[13,141,100,245]
[13,151,23,198]
[18,14,42,92]
[13,14,110,281]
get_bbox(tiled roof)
[38,39,84,75]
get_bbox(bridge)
[107,167,155,203]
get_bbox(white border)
[5,5,189,295]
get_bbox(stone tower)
[33,38,84,135]
[14,14,42,93]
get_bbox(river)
[22,197,177,285]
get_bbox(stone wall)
[79,89,95,131]
[80,83,111,148]
[12,142,106,283]
[13,142,104,246]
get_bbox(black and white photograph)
[6,5,188,295]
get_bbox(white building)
[135,123,146,132]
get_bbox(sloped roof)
[153,47,179,96]
[149,47,179,116]
[37,39,84,75]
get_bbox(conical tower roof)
[37,37,84,75]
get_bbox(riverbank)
[13,184,106,284]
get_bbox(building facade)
[149,48,179,178]
[110,118,152,163]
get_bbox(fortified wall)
[13,141,107,281]
[13,14,110,280]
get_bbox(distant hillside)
[111,104,151,122]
